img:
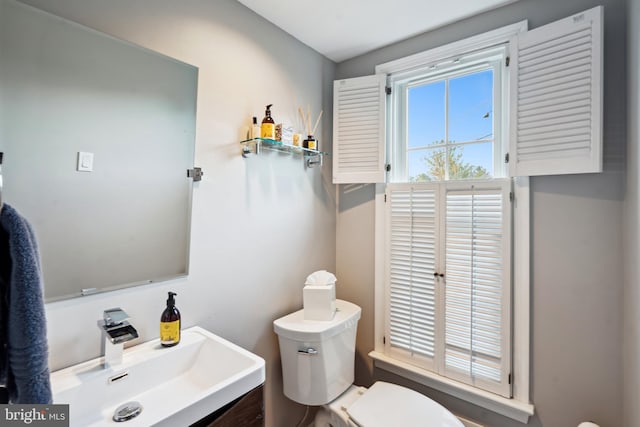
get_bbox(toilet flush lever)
[298,347,318,356]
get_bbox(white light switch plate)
[77,151,94,172]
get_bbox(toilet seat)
[346,382,463,427]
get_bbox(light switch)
[77,152,94,172]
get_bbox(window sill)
[369,351,534,424]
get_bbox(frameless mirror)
[0,0,198,301]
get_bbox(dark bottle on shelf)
[303,136,317,151]
[261,104,275,140]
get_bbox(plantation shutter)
[442,180,511,397]
[384,181,511,396]
[509,6,603,176]
[385,183,439,370]
[333,74,386,183]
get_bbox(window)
[407,69,496,181]
[390,50,506,183]
[383,45,512,398]
[333,6,603,423]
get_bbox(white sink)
[51,326,265,426]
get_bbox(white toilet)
[274,299,463,427]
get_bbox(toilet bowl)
[273,299,463,427]
[313,382,463,427]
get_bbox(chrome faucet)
[99,308,139,368]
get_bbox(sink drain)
[113,401,143,422]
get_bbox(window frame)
[371,21,534,423]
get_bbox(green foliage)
[411,141,489,182]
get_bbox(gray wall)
[624,0,639,425]
[335,0,626,426]
[11,1,336,426]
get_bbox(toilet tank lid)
[347,382,464,427]
[273,299,361,341]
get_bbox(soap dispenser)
[160,292,181,347]
[261,104,275,140]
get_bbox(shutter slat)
[519,41,591,79]
[518,100,590,123]
[518,26,591,62]
[518,86,590,111]
[518,119,590,136]
[518,52,591,86]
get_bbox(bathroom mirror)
[0,0,198,301]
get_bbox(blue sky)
[407,69,494,179]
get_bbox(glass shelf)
[240,137,328,167]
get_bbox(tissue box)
[303,284,336,321]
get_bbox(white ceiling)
[237,0,517,62]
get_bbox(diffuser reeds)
[298,106,323,137]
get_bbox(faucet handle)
[103,308,130,327]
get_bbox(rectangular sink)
[51,326,265,426]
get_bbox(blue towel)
[0,203,52,404]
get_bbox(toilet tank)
[273,299,361,405]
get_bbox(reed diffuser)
[298,106,323,151]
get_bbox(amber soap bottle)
[160,291,181,347]
[261,104,275,140]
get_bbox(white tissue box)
[303,284,336,321]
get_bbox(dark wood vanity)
[191,385,264,427]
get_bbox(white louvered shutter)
[442,180,512,397]
[509,6,603,176]
[385,183,439,371]
[333,74,386,183]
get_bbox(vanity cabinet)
[191,384,264,427]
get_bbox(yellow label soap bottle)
[261,104,275,140]
[160,291,181,347]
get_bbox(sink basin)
[51,326,265,426]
